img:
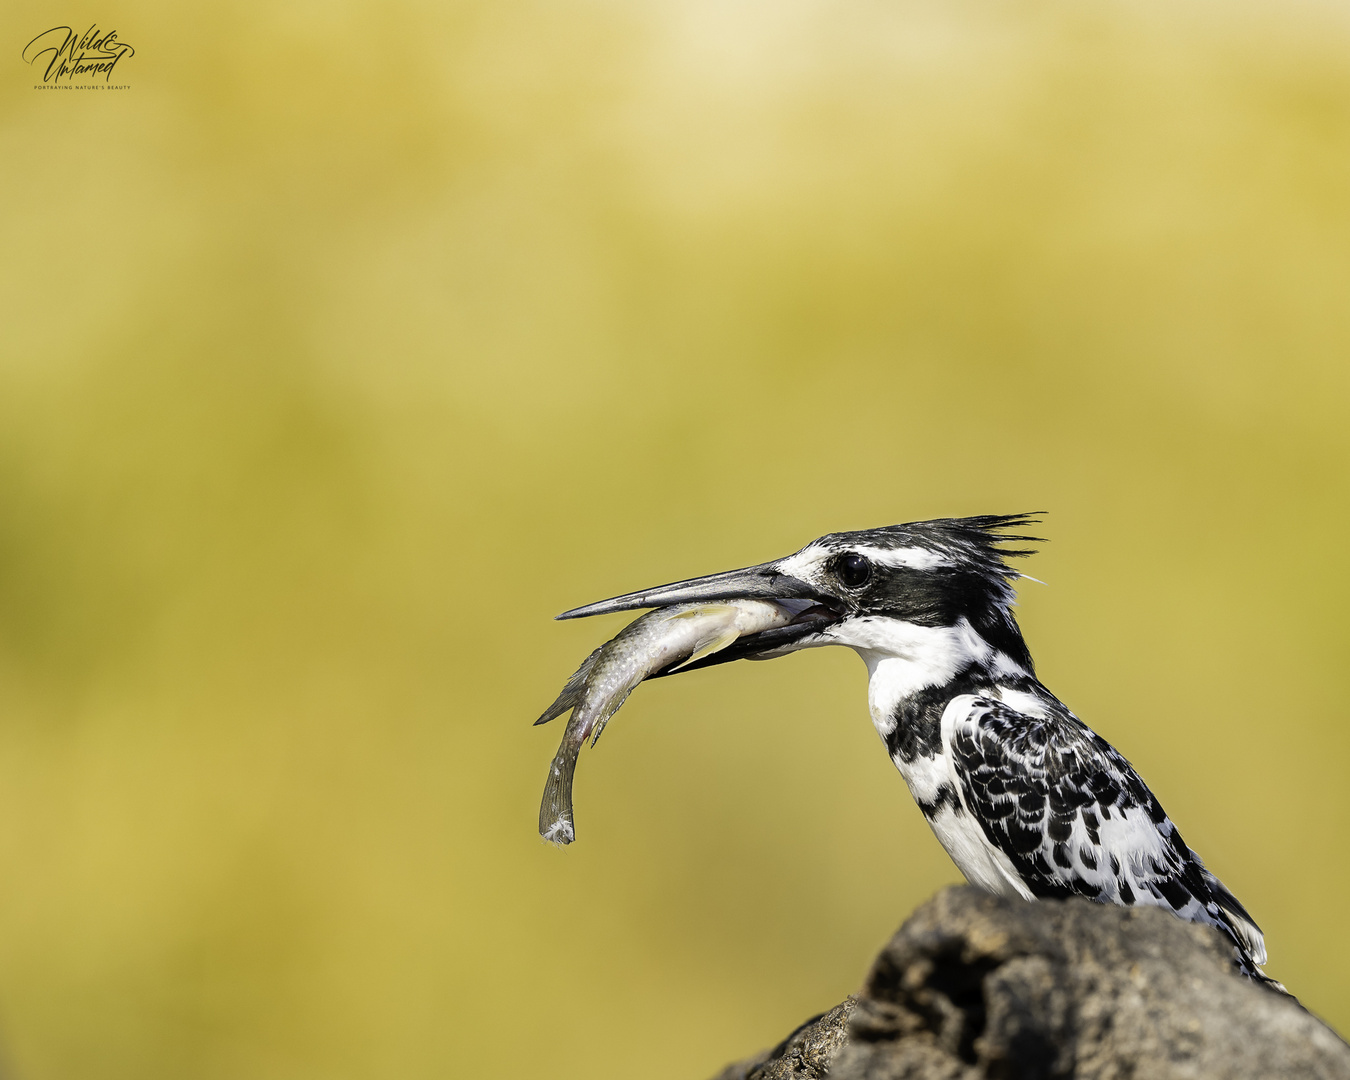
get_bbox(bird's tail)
[1233,951,1293,998]
[1194,855,1294,998]
[1199,863,1267,965]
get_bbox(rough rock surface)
[713,886,1350,1080]
[712,997,859,1080]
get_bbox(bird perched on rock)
[551,515,1283,991]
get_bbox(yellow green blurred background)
[1,0,1348,1076]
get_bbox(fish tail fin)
[534,648,602,726]
[539,737,581,845]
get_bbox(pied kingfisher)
[558,515,1283,990]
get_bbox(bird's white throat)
[823,615,1025,738]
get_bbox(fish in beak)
[556,559,843,671]
[536,557,845,845]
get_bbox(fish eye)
[837,553,872,589]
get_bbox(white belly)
[925,804,1033,900]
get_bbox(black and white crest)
[773,513,1043,671]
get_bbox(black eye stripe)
[837,553,872,589]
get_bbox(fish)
[535,599,812,846]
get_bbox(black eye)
[837,553,872,589]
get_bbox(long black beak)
[555,560,832,620]
[554,558,843,679]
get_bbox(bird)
[555,514,1284,992]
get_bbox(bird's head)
[558,514,1043,678]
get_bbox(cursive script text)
[23,25,134,84]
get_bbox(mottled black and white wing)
[946,697,1274,983]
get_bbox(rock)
[713,886,1350,1080]
[711,997,859,1080]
